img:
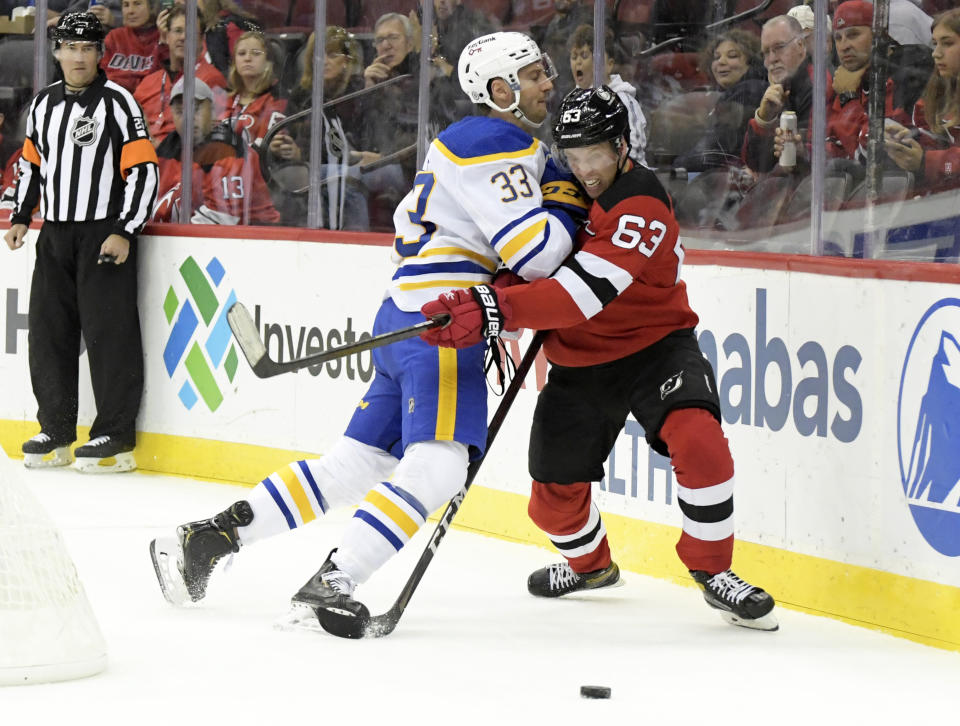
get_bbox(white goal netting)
[0,450,107,685]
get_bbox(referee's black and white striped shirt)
[11,70,158,240]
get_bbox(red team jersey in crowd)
[504,163,699,367]
[135,60,228,144]
[101,25,163,93]
[221,91,287,149]
[0,148,22,221]
[911,99,960,193]
[152,149,279,225]
[830,77,909,160]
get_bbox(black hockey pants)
[28,219,143,447]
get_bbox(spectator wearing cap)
[152,77,279,225]
[788,3,835,70]
[773,1,914,172]
[135,4,226,147]
[826,0,910,160]
[740,14,818,174]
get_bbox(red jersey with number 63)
[502,163,698,367]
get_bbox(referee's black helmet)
[552,86,629,150]
[49,12,106,49]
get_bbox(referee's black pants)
[28,219,143,447]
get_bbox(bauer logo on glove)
[420,284,515,349]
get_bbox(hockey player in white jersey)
[150,32,588,636]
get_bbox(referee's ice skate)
[22,432,74,468]
[690,569,779,631]
[527,561,622,597]
[150,501,250,606]
[278,550,370,638]
[73,436,136,473]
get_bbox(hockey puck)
[580,685,611,699]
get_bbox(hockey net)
[0,451,107,685]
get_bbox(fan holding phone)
[884,9,960,193]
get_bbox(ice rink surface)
[4,464,959,725]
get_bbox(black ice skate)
[283,550,370,639]
[149,501,252,606]
[690,569,779,631]
[73,435,135,473]
[527,561,621,598]
[22,432,74,469]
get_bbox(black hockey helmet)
[49,12,106,49]
[552,85,629,150]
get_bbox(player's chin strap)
[512,106,545,129]
[487,93,546,129]
[470,284,518,395]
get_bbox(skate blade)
[719,609,780,632]
[75,451,136,474]
[23,448,73,469]
[273,603,326,634]
[150,537,191,606]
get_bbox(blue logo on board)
[897,298,960,556]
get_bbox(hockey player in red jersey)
[421,87,778,631]
[152,77,279,225]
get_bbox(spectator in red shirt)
[152,78,279,226]
[100,0,162,92]
[885,8,960,193]
[135,4,226,147]
[0,150,21,222]
[221,31,287,152]
[775,1,912,170]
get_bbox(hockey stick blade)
[227,302,449,378]
[320,332,547,640]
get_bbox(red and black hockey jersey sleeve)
[502,165,699,366]
[192,149,280,225]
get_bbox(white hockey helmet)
[458,32,554,119]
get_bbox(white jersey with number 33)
[387,115,588,312]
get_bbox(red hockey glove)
[491,267,526,290]
[420,285,513,349]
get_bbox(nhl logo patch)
[71,115,99,146]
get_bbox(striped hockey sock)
[333,482,429,584]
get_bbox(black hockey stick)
[227,302,448,378]
[319,331,547,639]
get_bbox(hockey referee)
[3,12,158,473]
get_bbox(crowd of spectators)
[0,0,957,257]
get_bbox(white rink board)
[0,231,957,593]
